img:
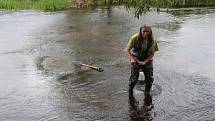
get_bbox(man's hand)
[130,58,136,64]
[139,60,147,65]
[139,53,155,65]
[124,48,137,64]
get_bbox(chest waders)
[129,40,154,95]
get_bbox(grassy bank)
[1,0,215,12]
[0,0,71,11]
[0,0,124,10]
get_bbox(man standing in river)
[124,25,158,95]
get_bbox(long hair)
[137,25,153,51]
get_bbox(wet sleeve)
[149,40,159,54]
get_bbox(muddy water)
[0,7,215,121]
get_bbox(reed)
[0,0,70,11]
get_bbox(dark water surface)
[0,7,215,121]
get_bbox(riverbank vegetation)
[123,0,215,17]
[77,0,215,8]
[0,0,215,13]
[0,0,71,11]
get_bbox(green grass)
[1,0,215,12]
[0,0,71,11]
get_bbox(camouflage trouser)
[129,60,154,93]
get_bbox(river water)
[0,7,215,121]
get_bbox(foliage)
[0,0,215,15]
[75,0,215,17]
[0,0,70,11]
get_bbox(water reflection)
[129,94,153,121]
